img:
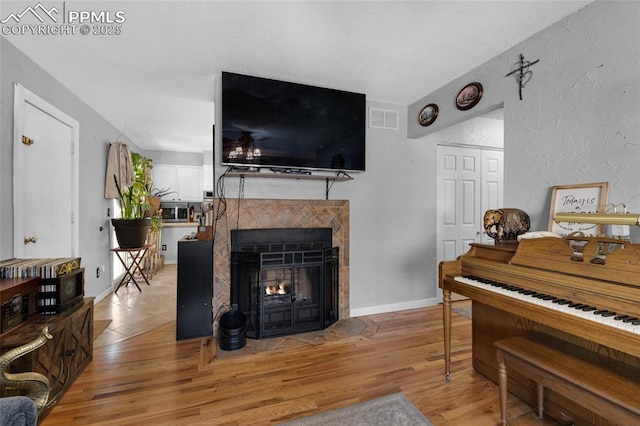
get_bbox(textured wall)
[408,1,639,236]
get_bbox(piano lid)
[510,236,640,288]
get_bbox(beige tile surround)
[212,198,350,328]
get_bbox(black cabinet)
[177,240,213,340]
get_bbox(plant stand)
[143,228,162,278]
[112,245,153,293]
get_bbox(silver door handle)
[24,236,38,244]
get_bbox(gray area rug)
[279,393,432,426]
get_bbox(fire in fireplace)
[230,228,338,339]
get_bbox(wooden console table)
[0,298,94,420]
[1,277,41,336]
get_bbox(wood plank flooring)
[41,265,558,425]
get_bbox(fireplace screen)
[260,262,322,334]
[231,228,338,339]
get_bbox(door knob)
[24,236,38,244]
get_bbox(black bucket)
[218,309,247,351]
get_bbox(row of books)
[39,297,59,307]
[40,283,60,293]
[0,258,81,279]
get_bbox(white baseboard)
[94,286,112,304]
[349,297,441,318]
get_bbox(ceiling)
[2,1,592,153]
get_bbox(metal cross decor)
[505,54,540,100]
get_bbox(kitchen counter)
[162,222,199,228]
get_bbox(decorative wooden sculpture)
[483,208,531,243]
[0,326,52,411]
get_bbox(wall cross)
[505,54,540,100]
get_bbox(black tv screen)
[221,72,366,172]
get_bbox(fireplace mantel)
[212,199,349,332]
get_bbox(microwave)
[160,202,189,222]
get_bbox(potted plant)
[111,153,153,248]
[147,187,177,217]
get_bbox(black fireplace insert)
[231,228,339,339]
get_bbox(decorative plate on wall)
[418,103,438,127]
[456,82,483,111]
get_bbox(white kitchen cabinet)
[153,165,203,201]
[177,166,203,201]
[203,165,214,191]
[153,165,178,200]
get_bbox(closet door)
[436,146,482,263]
[480,149,504,244]
[436,146,504,260]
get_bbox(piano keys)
[454,275,640,334]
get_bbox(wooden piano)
[439,235,640,425]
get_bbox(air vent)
[369,107,399,130]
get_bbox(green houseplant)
[111,153,153,248]
[148,187,177,218]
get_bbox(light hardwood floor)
[41,264,557,425]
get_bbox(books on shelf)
[0,258,81,279]
[37,267,85,315]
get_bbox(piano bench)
[494,333,640,426]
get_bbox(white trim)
[94,287,113,304]
[349,297,440,318]
[13,83,80,257]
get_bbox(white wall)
[424,113,504,149]
[0,37,143,300]
[213,95,443,316]
[409,1,639,241]
[143,149,204,167]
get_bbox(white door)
[436,146,482,264]
[481,149,504,244]
[437,146,504,262]
[13,83,79,258]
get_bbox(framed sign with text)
[548,182,609,236]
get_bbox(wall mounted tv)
[221,72,366,172]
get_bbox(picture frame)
[548,182,609,236]
[418,103,438,127]
[456,82,483,111]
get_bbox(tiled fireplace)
[212,199,349,335]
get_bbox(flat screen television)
[221,72,366,172]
